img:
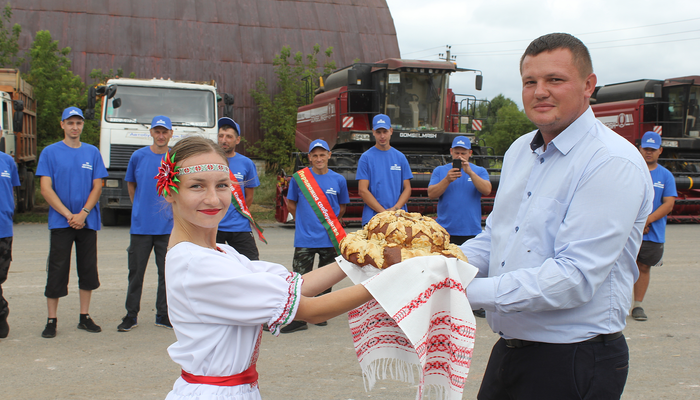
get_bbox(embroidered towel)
[337,255,478,400]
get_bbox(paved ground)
[1,223,698,399]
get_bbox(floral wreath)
[155,150,180,197]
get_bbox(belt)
[181,364,258,386]
[504,332,623,349]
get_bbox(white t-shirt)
[165,242,302,400]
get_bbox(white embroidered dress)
[165,243,302,400]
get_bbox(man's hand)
[68,212,87,229]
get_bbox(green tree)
[25,31,95,149]
[474,94,535,154]
[250,44,336,171]
[0,4,22,67]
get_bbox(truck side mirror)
[475,75,483,91]
[112,98,122,109]
[223,93,235,105]
[106,85,117,99]
[223,93,235,118]
[86,87,97,120]
[13,110,23,133]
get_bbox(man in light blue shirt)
[461,33,653,399]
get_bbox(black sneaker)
[315,321,328,327]
[473,309,486,318]
[42,318,57,338]
[155,314,173,329]
[117,315,138,332]
[77,315,102,333]
[0,311,9,339]
[280,321,308,333]
[631,307,647,321]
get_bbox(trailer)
[0,69,37,213]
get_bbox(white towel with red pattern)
[337,255,478,400]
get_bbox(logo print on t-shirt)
[82,162,93,170]
[326,187,337,196]
[233,172,244,181]
[653,180,665,189]
[1,170,10,178]
[390,164,401,171]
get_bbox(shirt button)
[527,191,532,197]
[515,226,519,232]
[540,158,545,164]
[501,261,505,267]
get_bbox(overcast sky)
[386,0,700,109]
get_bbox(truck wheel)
[102,208,117,226]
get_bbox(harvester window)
[383,72,447,131]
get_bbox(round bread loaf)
[340,210,468,269]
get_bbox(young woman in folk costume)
[159,137,372,400]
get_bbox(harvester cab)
[277,59,489,224]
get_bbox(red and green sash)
[230,171,267,244]
[292,167,346,254]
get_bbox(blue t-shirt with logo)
[288,169,349,248]
[356,146,413,225]
[644,164,677,243]
[36,141,108,230]
[218,153,260,232]
[125,146,173,235]
[0,152,20,238]
[429,163,489,236]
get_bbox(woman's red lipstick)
[199,209,221,215]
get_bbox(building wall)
[13,0,400,155]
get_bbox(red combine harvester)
[591,76,700,222]
[275,59,493,224]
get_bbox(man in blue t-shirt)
[632,131,677,322]
[356,114,413,225]
[428,136,491,245]
[280,139,349,334]
[117,115,174,332]
[36,107,108,338]
[216,117,261,260]
[0,150,20,339]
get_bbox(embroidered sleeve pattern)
[267,272,303,336]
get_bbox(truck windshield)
[383,72,447,131]
[104,85,216,127]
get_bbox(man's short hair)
[520,33,593,78]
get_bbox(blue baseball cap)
[218,117,241,135]
[61,106,84,121]
[640,131,661,149]
[309,139,330,152]
[372,114,391,130]
[151,115,172,130]
[451,136,471,150]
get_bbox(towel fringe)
[361,358,419,391]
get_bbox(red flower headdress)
[155,150,180,196]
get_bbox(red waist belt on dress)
[181,364,258,386]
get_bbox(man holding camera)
[428,136,491,245]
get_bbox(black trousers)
[292,247,337,296]
[0,236,12,318]
[125,234,169,317]
[44,228,99,298]
[478,335,629,400]
[216,231,259,261]
[450,235,476,246]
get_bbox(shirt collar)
[529,107,596,155]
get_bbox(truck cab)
[88,78,232,225]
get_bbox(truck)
[86,77,234,225]
[0,69,37,213]
[591,76,700,222]
[275,58,491,224]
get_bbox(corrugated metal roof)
[13,0,400,156]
